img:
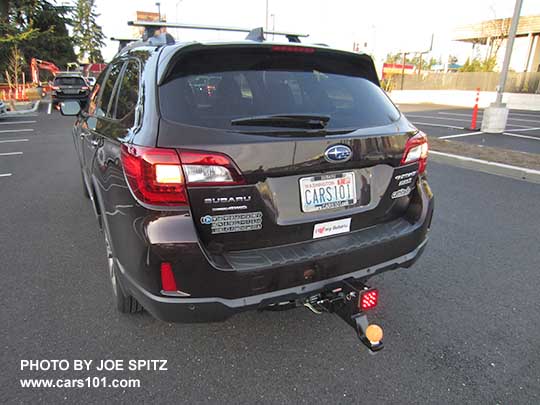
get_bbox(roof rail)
[110,37,139,52]
[127,20,309,43]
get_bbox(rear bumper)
[118,178,434,323]
[119,238,428,322]
[52,93,88,102]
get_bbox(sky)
[82,0,540,65]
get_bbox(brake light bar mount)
[127,20,309,43]
[303,279,384,352]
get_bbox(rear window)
[159,47,400,130]
[54,77,86,86]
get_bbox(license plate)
[64,89,78,94]
[299,172,356,213]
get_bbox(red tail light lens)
[121,144,188,206]
[160,262,178,292]
[359,289,379,311]
[401,131,428,173]
[179,150,245,187]
[121,145,245,206]
[51,86,59,91]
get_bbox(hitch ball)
[365,324,384,345]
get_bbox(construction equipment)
[30,58,60,85]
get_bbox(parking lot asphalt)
[1,111,540,403]
[400,104,540,155]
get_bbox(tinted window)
[98,62,124,118]
[159,48,399,130]
[54,77,85,86]
[113,60,140,127]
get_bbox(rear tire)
[104,224,143,314]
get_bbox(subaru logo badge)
[324,145,352,163]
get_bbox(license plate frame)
[299,172,357,213]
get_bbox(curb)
[4,100,40,116]
[430,150,540,184]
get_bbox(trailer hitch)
[304,279,384,352]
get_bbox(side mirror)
[59,101,81,116]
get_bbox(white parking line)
[507,127,540,132]
[438,112,480,118]
[0,152,23,156]
[408,114,469,122]
[430,151,540,176]
[0,173,12,177]
[0,120,36,125]
[48,102,52,115]
[439,131,483,139]
[503,132,540,141]
[0,128,34,134]
[0,138,29,143]
[411,121,465,130]
[414,113,535,129]
[439,111,540,119]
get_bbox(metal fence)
[398,72,540,93]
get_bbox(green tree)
[0,0,75,81]
[459,56,497,72]
[72,0,105,63]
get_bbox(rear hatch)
[53,76,87,95]
[157,44,419,253]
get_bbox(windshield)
[54,77,85,86]
[159,48,400,130]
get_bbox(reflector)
[160,262,178,292]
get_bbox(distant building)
[453,15,540,72]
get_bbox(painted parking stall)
[401,105,540,154]
[0,116,36,178]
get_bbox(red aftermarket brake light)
[121,144,188,206]
[401,131,429,173]
[121,145,245,207]
[359,289,379,311]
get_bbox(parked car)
[62,35,433,349]
[51,72,90,107]
[85,76,97,87]
[0,99,6,118]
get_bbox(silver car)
[0,99,7,118]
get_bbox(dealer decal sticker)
[201,212,263,234]
[313,218,351,239]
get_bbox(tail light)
[121,144,187,206]
[401,131,428,173]
[178,150,245,187]
[51,85,59,91]
[121,145,244,207]
[359,289,379,311]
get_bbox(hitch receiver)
[304,279,384,352]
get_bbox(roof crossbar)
[127,20,309,43]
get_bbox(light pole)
[155,2,161,21]
[271,14,275,40]
[175,0,183,37]
[265,0,269,31]
[481,0,523,133]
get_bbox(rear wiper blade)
[231,114,330,129]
